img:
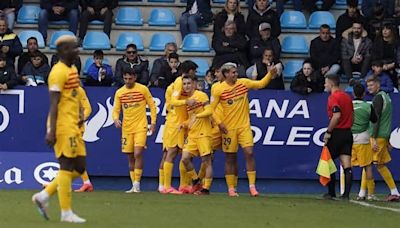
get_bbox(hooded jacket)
[246,4,281,38]
[0,65,17,89]
[115,55,149,87]
[341,30,372,61]
[0,29,23,67]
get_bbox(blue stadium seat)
[116,32,144,51]
[192,58,209,77]
[49,31,75,49]
[148,9,176,26]
[50,20,68,25]
[182,34,210,52]
[335,0,347,5]
[83,58,111,75]
[283,60,303,80]
[82,31,111,50]
[18,31,45,48]
[17,5,40,24]
[115,7,143,26]
[308,11,336,29]
[281,36,309,54]
[90,20,104,25]
[280,11,307,29]
[213,0,226,3]
[149,33,176,51]
[148,0,175,2]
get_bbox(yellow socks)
[247,171,256,187]
[163,162,173,189]
[134,169,143,183]
[377,166,399,195]
[234,175,238,189]
[198,163,206,180]
[203,178,212,190]
[179,160,188,187]
[225,175,235,189]
[367,179,375,196]
[129,171,135,184]
[159,169,164,187]
[57,170,72,211]
[44,176,58,196]
[187,170,198,181]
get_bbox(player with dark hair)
[323,74,354,200]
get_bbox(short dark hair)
[371,60,383,67]
[93,50,104,58]
[179,60,198,74]
[126,43,137,50]
[326,74,340,86]
[182,74,196,82]
[366,75,380,84]
[27,37,38,44]
[168,52,179,61]
[320,24,330,30]
[30,50,43,59]
[353,82,365,98]
[347,0,358,7]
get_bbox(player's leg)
[181,151,201,193]
[376,164,400,200]
[158,149,167,192]
[243,146,259,197]
[132,146,145,193]
[75,171,93,193]
[339,154,352,199]
[125,153,136,193]
[364,165,377,200]
[162,147,182,194]
[225,153,238,196]
[197,154,213,195]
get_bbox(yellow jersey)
[210,72,273,130]
[168,76,189,124]
[78,87,92,133]
[47,62,81,136]
[112,83,157,134]
[211,82,223,125]
[186,90,212,138]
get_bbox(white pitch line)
[350,200,400,213]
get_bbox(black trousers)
[79,9,113,39]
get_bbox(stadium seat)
[192,58,209,77]
[116,32,144,51]
[17,5,40,24]
[335,0,347,5]
[281,36,309,54]
[90,20,104,25]
[308,11,336,29]
[115,7,143,26]
[213,0,226,3]
[83,58,111,75]
[18,31,45,48]
[149,33,176,51]
[182,34,210,52]
[280,11,307,29]
[49,31,75,49]
[148,0,175,2]
[148,9,176,26]
[82,31,111,50]
[283,60,303,80]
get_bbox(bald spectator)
[0,0,22,30]
[0,17,22,68]
[336,0,367,39]
[18,37,48,74]
[246,0,281,38]
[150,42,177,87]
[249,22,281,65]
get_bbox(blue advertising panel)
[1,87,400,189]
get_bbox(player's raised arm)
[145,88,157,135]
[242,66,277,90]
[112,91,122,128]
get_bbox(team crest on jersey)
[227,99,234,105]
[71,89,77,97]
[124,104,129,109]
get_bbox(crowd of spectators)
[1,0,400,93]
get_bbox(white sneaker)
[367,195,379,201]
[32,192,49,220]
[125,187,135,193]
[158,185,164,193]
[133,182,141,193]
[61,212,86,223]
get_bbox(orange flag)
[316,146,337,186]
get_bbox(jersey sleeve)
[144,87,157,125]
[329,95,341,113]
[112,90,121,121]
[170,77,186,106]
[196,93,212,118]
[165,84,173,111]
[48,67,67,92]
[210,85,222,124]
[240,71,273,90]
[79,87,92,120]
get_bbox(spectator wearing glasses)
[85,50,113,87]
[0,0,22,30]
[17,37,48,74]
[150,42,177,87]
[115,44,149,87]
[213,0,246,38]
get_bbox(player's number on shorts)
[223,137,232,146]
[69,137,77,148]
[122,137,127,145]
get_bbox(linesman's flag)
[316,146,337,186]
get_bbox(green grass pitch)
[1,190,399,228]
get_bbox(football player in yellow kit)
[210,62,276,197]
[113,68,157,193]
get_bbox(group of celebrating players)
[30,35,399,224]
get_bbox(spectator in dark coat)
[250,48,284,90]
[150,42,177,87]
[85,50,113,87]
[362,0,394,19]
[213,0,246,38]
[290,59,324,95]
[336,0,367,39]
[115,44,149,87]
[212,21,248,76]
[180,0,213,39]
[249,22,281,65]
[362,60,394,93]
[276,0,302,17]
[39,0,79,41]
[78,0,117,42]
[0,53,17,90]
[157,53,180,89]
[17,37,48,74]
[19,51,50,86]
[0,17,22,68]
[0,0,22,30]
[341,21,372,79]
[310,24,340,77]
[367,3,396,40]
[51,53,81,74]
[246,0,281,38]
